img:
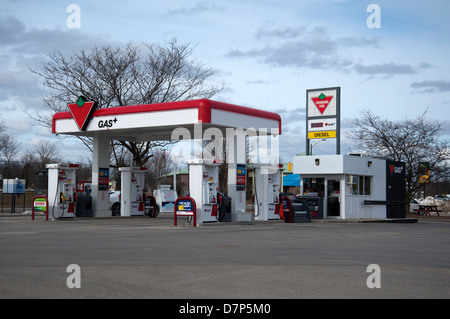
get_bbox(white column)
[188,163,204,224]
[92,134,110,217]
[227,128,250,222]
[119,168,131,217]
[254,166,268,220]
[46,165,59,218]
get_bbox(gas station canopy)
[52,99,281,141]
[51,98,282,219]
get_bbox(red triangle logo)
[68,97,97,131]
[389,165,395,175]
[311,93,333,114]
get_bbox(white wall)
[294,155,386,219]
[293,155,344,175]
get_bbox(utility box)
[76,193,92,217]
[218,193,232,222]
[3,179,25,194]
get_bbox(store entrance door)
[327,179,341,217]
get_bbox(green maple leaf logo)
[76,96,86,107]
[318,93,326,100]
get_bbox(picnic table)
[417,205,442,216]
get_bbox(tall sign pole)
[306,87,341,155]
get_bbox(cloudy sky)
[1,0,449,163]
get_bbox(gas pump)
[46,163,79,218]
[205,180,218,206]
[119,167,146,216]
[253,164,282,221]
[188,161,220,224]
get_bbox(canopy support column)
[92,134,110,217]
[227,128,251,222]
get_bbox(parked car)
[435,195,449,201]
[109,191,121,216]
[410,198,419,213]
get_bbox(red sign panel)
[311,93,333,115]
[68,96,98,131]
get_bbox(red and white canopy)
[52,99,281,141]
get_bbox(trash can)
[218,193,232,222]
[76,193,93,217]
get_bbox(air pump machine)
[46,163,79,218]
[188,161,220,224]
[119,167,147,216]
[154,185,177,213]
[253,164,282,221]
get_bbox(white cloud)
[352,62,416,76]
[165,0,226,16]
[410,80,450,93]
[226,24,391,74]
[1,0,449,164]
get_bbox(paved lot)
[0,214,449,299]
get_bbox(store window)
[359,176,364,195]
[364,176,371,195]
[303,178,325,197]
[352,180,358,195]
[350,176,371,196]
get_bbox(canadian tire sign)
[311,93,333,115]
[307,89,338,118]
[306,87,341,154]
[68,96,98,131]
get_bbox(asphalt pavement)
[1,213,449,299]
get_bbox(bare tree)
[0,116,14,159]
[347,110,449,201]
[146,148,174,192]
[0,117,6,136]
[27,39,223,166]
[1,115,24,179]
[1,134,21,179]
[32,139,61,167]
[1,134,21,167]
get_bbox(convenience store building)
[293,154,406,219]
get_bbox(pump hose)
[253,173,259,217]
[216,193,221,221]
[51,182,60,219]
